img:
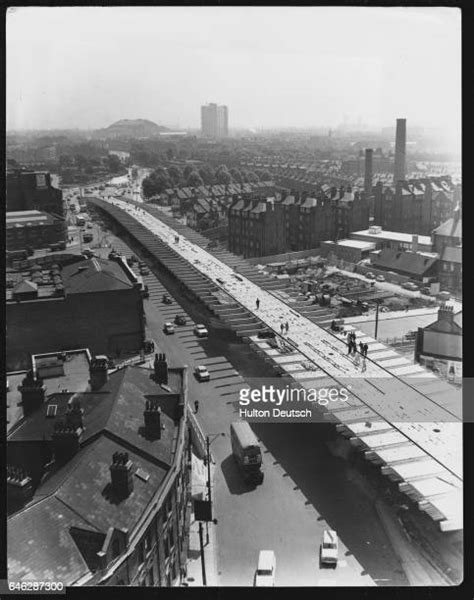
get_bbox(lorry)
[230,421,264,485]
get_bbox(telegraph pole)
[198,522,207,586]
[374,300,380,339]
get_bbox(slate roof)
[433,217,462,239]
[61,258,133,293]
[8,365,185,583]
[372,248,438,276]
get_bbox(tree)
[168,166,182,185]
[183,165,194,180]
[257,170,271,182]
[199,165,215,185]
[142,169,171,198]
[244,170,259,183]
[216,169,232,185]
[230,168,243,183]
[107,154,122,173]
[187,171,204,188]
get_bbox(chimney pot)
[110,452,134,498]
[89,356,109,391]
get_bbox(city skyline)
[7,7,460,147]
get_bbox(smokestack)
[110,452,134,499]
[394,118,406,183]
[89,356,109,391]
[18,371,46,417]
[364,149,373,196]
[412,235,419,254]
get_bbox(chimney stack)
[51,420,83,462]
[89,356,109,391]
[364,149,373,196]
[153,353,169,385]
[65,397,84,430]
[412,235,419,254]
[18,371,46,417]
[110,452,134,498]
[143,399,162,439]
[438,304,454,323]
[394,118,406,183]
[7,464,33,510]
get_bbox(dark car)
[162,293,173,304]
[174,314,187,326]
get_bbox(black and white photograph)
[5,5,463,590]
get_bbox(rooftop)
[8,363,186,584]
[7,349,92,433]
[372,248,438,276]
[351,229,432,246]
[324,239,376,250]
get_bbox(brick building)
[432,211,462,293]
[7,168,64,217]
[7,352,191,586]
[6,210,67,251]
[6,257,145,371]
[373,176,459,236]
[228,188,369,258]
[228,195,286,258]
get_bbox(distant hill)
[97,119,170,138]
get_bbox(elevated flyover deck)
[90,197,462,531]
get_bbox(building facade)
[373,176,459,236]
[201,103,228,138]
[432,212,462,293]
[6,257,145,371]
[7,168,64,217]
[6,210,67,251]
[228,188,369,258]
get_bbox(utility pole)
[374,300,380,339]
[206,436,212,506]
[198,522,207,586]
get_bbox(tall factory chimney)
[364,149,373,196]
[394,118,406,183]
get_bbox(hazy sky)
[7,6,461,138]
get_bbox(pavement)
[374,499,449,586]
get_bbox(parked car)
[402,282,419,291]
[254,550,276,587]
[139,266,150,276]
[421,286,431,295]
[365,272,375,280]
[194,365,210,382]
[162,293,172,304]
[320,530,338,567]
[375,275,386,282]
[163,322,175,335]
[174,314,187,326]
[193,324,208,337]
